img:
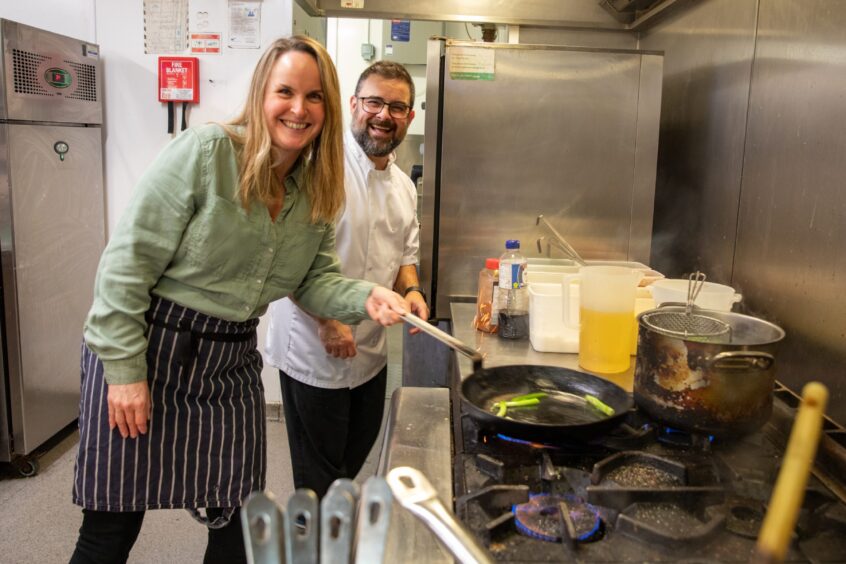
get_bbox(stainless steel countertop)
[377,387,452,563]
[450,302,635,392]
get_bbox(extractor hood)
[294,0,687,31]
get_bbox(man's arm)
[292,297,358,359]
[394,264,429,323]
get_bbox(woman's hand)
[365,286,407,326]
[107,381,151,439]
[318,319,357,358]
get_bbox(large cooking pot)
[634,305,785,437]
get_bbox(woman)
[70,36,406,564]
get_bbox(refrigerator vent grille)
[11,49,51,97]
[64,61,97,102]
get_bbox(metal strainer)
[641,272,731,340]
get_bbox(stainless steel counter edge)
[377,386,452,563]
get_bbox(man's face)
[350,75,415,158]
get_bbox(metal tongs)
[535,214,586,266]
[241,476,393,564]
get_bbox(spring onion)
[584,394,615,416]
[492,393,547,417]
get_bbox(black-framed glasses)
[357,96,412,119]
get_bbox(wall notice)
[449,47,496,81]
[228,1,261,49]
[190,32,222,54]
[144,0,189,54]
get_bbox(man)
[265,61,428,497]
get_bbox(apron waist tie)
[146,316,255,366]
[187,507,237,529]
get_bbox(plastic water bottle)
[497,240,529,339]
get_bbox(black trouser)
[280,366,387,498]
[69,508,246,564]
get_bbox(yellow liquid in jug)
[579,308,633,374]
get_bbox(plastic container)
[562,266,641,373]
[473,258,500,333]
[648,279,742,311]
[498,240,529,339]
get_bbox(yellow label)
[579,308,633,374]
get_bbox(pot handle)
[708,351,774,371]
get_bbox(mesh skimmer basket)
[640,310,731,341]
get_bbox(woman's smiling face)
[263,50,326,159]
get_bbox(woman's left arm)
[292,223,405,326]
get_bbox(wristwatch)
[403,285,427,304]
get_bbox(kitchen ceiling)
[294,0,689,31]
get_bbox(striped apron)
[73,296,266,526]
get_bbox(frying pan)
[402,313,633,443]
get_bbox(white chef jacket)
[264,129,420,389]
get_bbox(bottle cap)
[505,239,520,249]
[485,258,500,270]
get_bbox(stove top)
[453,400,846,562]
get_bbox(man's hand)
[107,381,151,439]
[319,319,357,358]
[404,291,429,335]
[365,286,407,326]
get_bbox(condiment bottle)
[473,258,500,333]
[497,240,529,339]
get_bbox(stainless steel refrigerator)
[420,39,664,319]
[0,19,105,474]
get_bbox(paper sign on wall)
[190,32,222,54]
[144,0,190,54]
[449,47,496,81]
[341,0,365,8]
[229,1,261,49]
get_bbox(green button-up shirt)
[84,124,374,384]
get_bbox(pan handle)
[708,351,774,371]
[402,313,483,372]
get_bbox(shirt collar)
[345,129,395,173]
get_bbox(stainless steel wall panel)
[639,0,758,284]
[629,53,664,263]
[427,41,662,316]
[3,123,105,454]
[733,0,846,422]
[518,27,639,50]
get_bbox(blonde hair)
[225,36,344,223]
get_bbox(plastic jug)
[562,266,642,374]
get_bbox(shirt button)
[267,247,273,253]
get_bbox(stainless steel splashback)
[422,39,663,318]
[1,19,102,124]
[640,0,846,422]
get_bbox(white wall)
[0,0,96,42]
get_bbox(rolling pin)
[752,381,829,563]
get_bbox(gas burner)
[513,493,603,543]
[656,426,714,450]
[616,502,725,548]
[587,451,725,511]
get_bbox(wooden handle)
[754,381,829,562]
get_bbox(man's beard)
[352,118,403,157]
